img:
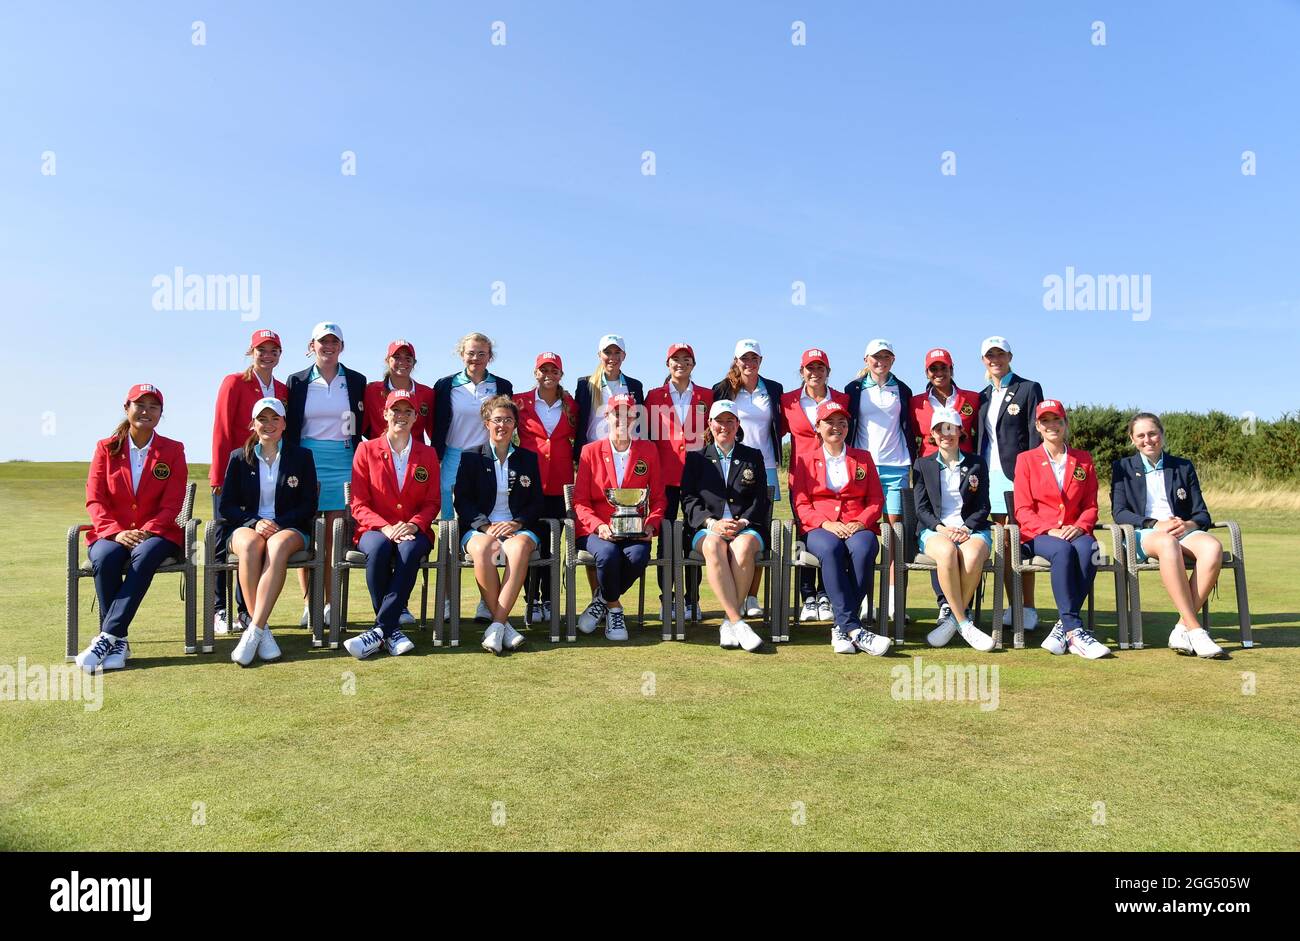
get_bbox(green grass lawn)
[2,462,1298,851]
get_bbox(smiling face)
[125,394,162,432]
[462,340,491,375]
[387,349,415,379]
[801,360,828,390]
[485,405,517,443]
[932,421,961,451]
[738,351,761,380]
[311,333,342,366]
[385,401,416,434]
[1130,417,1163,459]
[252,407,285,443]
[600,344,625,375]
[866,350,894,378]
[983,347,1011,378]
[1036,413,1066,445]
[252,341,281,370]
[818,412,848,447]
[608,404,635,439]
[710,412,738,446]
[667,351,694,382]
[927,361,952,388]
[535,363,561,391]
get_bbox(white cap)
[734,338,762,359]
[251,397,286,420]
[930,406,963,432]
[597,333,626,353]
[709,399,739,421]
[980,335,1011,356]
[311,321,343,342]
[864,338,894,357]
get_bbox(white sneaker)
[344,627,384,660]
[1022,607,1040,632]
[958,619,995,652]
[684,602,701,621]
[719,620,739,649]
[475,600,493,622]
[536,602,552,624]
[743,595,762,618]
[502,622,526,650]
[299,605,310,627]
[214,610,231,635]
[799,598,820,622]
[1041,620,1068,655]
[481,622,506,654]
[398,608,416,627]
[1067,627,1110,660]
[732,620,763,653]
[385,630,415,656]
[605,608,629,641]
[232,625,262,666]
[578,599,608,634]
[830,626,857,654]
[851,627,891,656]
[926,607,959,648]
[257,627,282,661]
[1185,627,1224,659]
[76,632,117,674]
[817,593,834,622]
[1168,622,1194,654]
[101,638,130,670]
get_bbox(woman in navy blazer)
[455,396,545,653]
[220,397,319,665]
[1111,412,1224,658]
[573,333,645,458]
[680,400,772,652]
[911,406,994,651]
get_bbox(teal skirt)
[302,438,352,512]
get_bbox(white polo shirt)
[586,375,628,444]
[490,446,514,523]
[936,455,964,528]
[1141,453,1173,522]
[254,444,280,518]
[389,436,412,492]
[611,442,632,486]
[302,366,349,441]
[446,372,498,451]
[734,381,776,469]
[535,394,564,437]
[823,445,848,493]
[128,433,155,493]
[854,376,909,466]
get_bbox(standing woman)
[574,334,645,456]
[1012,401,1109,659]
[572,394,666,641]
[643,342,712,620]
[343,390,441,660]
[455,396,545,654]
[76,384,188,673]
[974,336,1045,632]
[220,398,319,666]
[1111,413,1224,658]
[363,339,435,444]
[431,332,513,518]
[210,328,288,635]
[680,400,771,652]
[515,352,577,625]
[910,348,979,458]
[845,339,918,621]
[712,338,785,618]
[780,348,850,624]
[286,322,367,627]
[911,407,995,651]
[790,400,890,656]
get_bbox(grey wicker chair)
[779,519,892,643]
[1118,522,1252,649]
[893,485,1004,647]
[66,482,199,659]
[445,516,563,645]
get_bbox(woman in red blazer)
[572,393,666,642]
[515,352,577,624]
[362,339,435,444]
[643,342,712,620]
[342,390,441,661]
[76,384,188,674]
[791,400,889,656]
[910,348,979,458]
[1012,400,1109,660]
[780,347,850,623]
[209,328,288,636]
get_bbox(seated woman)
[455,395,545,654]
[1012,400,1109,659]
[911,406,994,651]
[1111,412,1224,658]
[679,400,771,652]
[343,389,441,660]
[791,400,890,656]
[220,398,319,666]
[573,393,666,641]
[76,384,188,674]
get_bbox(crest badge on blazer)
[1006,403,1020,417]
[634,459,648,477]
[419,402,429,416]
[152,462,171,480]
[287,475,299,488]
[854,466,867,481]
[520,475,531,488]
[1073,465,1087,482]
[413,466,429,483]
[742,467,755,483]
[959,402,974,417]
[967,473,979,494]
[1176,487,1187,500]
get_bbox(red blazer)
[211,372,289,487]
[573,439,667,538]
[86,433,188,547]
[642,382,712,488]
[780,387,850,484]
[362,379,435,445]
[1013,446,1099,541]
[349,437,441,543]
[911,387,980,457]
[791,446,884,533]
[514,389,577,496]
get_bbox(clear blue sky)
[3,1,1297,462]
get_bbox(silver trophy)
[605,488,649,539]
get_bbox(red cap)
[387,339,416,359]
[816,399,850,423]
[385,389,418,411]
[666,342,695,362]
[126,383,163,409]
[249,329,281,351]
[535,351,563,371]
[605,393,638,414]
[801,348,830,369]
[925,347,953,369]
[1036,399,1067,420]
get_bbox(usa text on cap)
[535,351,563,371]
[249,329,282,351]
[126,383,163,408]
[864,338,894,357]
[925,348,953,369]
[666,342,695,361]
[801,348,829,368]
[387,339,416,358]
[930,406,963,431]
[734,338,762,358]
[1035,399,1067,420]
[598,333,626,353]
[816,399,850,422]
[605,392,637,414]
[980,335,1011,356]
[385,389,418,410]
[312,322,344,342]
[709,399,738,421]
[251,397,286,420]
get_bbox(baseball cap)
[251,397,286,420]
[385,389,418,411]
[605,392,637,414]
[248,329,282,351]
[1036,399,1067,420]
[930,406,963,431]
[535,351,563,371]
[864,339,895,357]
[980,335,1011,357]
[598,333,626,354]
[801,348,830,369]
[126,383,163,409]
[816,399,850,423]
[311,321,344,342]
[387,339,416,358]
[734,338,762,359]
[709,399,738,420]
[666,342,695,361]
[925,348,953,369]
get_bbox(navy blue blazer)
[679,442,771,545]
[1110,452,1211,530]
[431,372,515,460]
[912,452,990,534]
[454,444,545,536]
[285,364,368,450]
[973,374,1044,479]
[219,443,319,534]
[574,375,645,458]
[845,375,918,466]
[710,376,785,454]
